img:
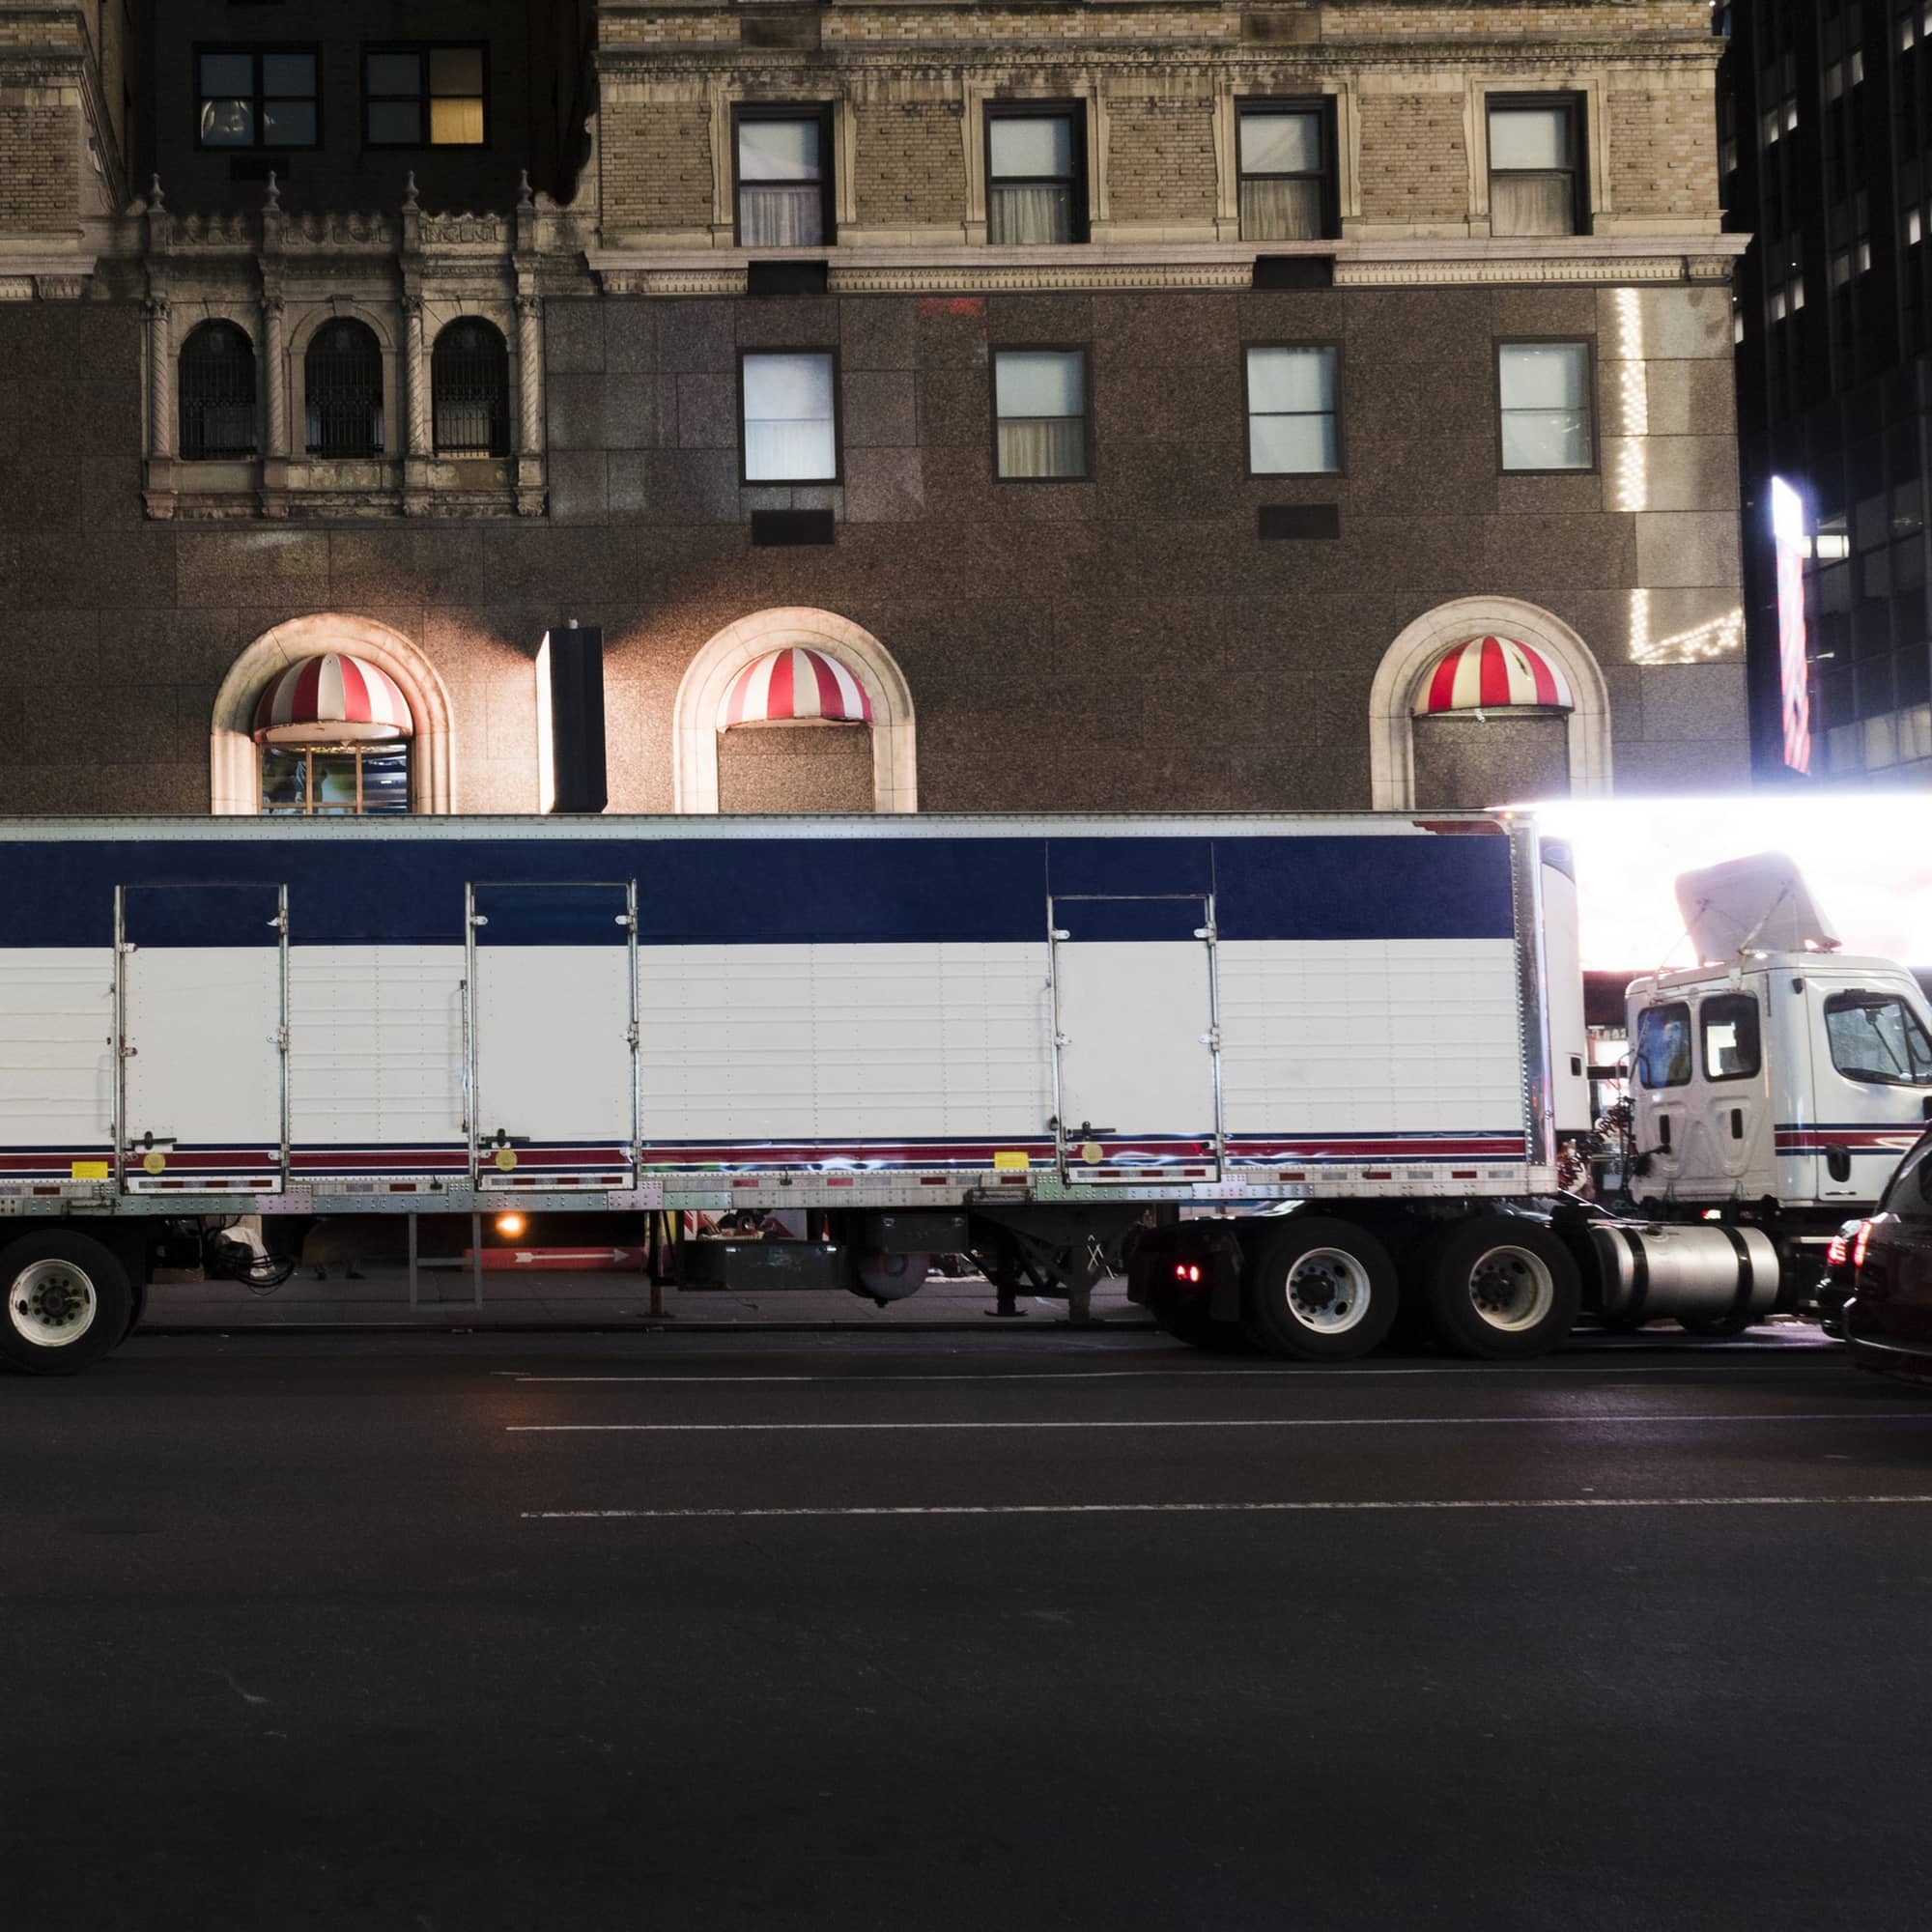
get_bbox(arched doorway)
[210,614,456,814]
[674,609,916,814]
[1367,598,1610,810]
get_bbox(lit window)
[987,108,1085,244]
[364,45,486,147]
[262,745,412,816]
[735,111,831,247]
[992,349,1088,479]
[1236,106,1329,242]
[1488,98,1583,238]
[740,351,838,483]
[1245,346,1340,474]
[198,49,318,150]
[1497,342,1593,472]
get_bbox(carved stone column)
[261,294,288,457]
[404,294,431,458]
[517,293,543,457]
[145,295,174,458]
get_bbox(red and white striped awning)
[253,653,414,745]
[719,646,874,729]
[1415,637,1573,715]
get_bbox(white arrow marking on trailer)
[505,1412,1932,1434]
[509,1250,632,1264]
[523,1493,1932,1521]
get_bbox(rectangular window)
[987,106,1085,245]
[197,47,318,149]
[1634,1004,1691,1089]
[1497,341,1594,471]
[1824,992,1932,1086]
[740,351,838,484]
[992,349,1088,479]
[1700,994,1763,1082]
[735,108,832,248]
[1245,346,1340,474]
[1488,96,1583,238]
[363,45,486,148]
[1236,104,1330,242]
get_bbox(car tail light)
[1172,1262,1202,1284]
[1826,1233,1849,1268]
[1853,1220,1875,1271]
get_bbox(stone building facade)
[0,0,1748,819]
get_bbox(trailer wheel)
[1241,1218,1399,1361]
[0,1233,132,1377]
[1423,1218,1579,1361]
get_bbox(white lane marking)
[524,1493,1932,1521]
[506,1412,1928,1435]
[506,1364,1833,1386]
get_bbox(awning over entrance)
[253,653,415,744]
[720,646,874,729]
[1415,636,1573,715]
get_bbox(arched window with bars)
[178,321,258,461]
[303,319,384,459]
[432,318,510,457]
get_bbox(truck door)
[1047,895,1221,1180]
[117,883,287,1193]
[1629,997,1691,1198]
[1802,977,1932,1207]
[1687,986,1775,1194]
[468,881,638,1187]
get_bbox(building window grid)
[991,347,1090,480]
[362,44,487,148]
[261,743,412,816]
[178,321,259,461]
[304,319,384,460]
[431,320,509,458]
[738,350,840,485]
[1488,94,1585,237]
[1244,344,1341,475]
[985,103,1087,245]
[195,44,320,151]
[733,105,835,248]
[1236,101,1332,242]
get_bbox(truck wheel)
[1423,1218,1579,1361]
[1676,1310,1755,1338]
[0,1233,132,1377]
[1241,1218,1399,1361]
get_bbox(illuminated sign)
[535,621,609,814]
[1770,477,1811,774]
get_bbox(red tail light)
[1853,1220,1875,1271]
[1826,1233,1849,1268]
[1172,1262,1202,1284]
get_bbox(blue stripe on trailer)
[0,828,1517,948]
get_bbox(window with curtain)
[1237,106,1329,242]
[1497,342,1593,470]
[432,319,509,457]
[364,45,486,147]
[1488,99,1582,237]
[179,321,259,461]
[993,349,1088,479]
[741,352,838,482]
[987,109,1085,244]
[1246,346,1339,474]
[197,47,318,149]
[736,111,831,247]
[304,319,384,460]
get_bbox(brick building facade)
[0,0,1748,819]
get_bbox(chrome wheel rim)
[1465,1245,1554,1334]
[1285,1248,1372,1334]
[9,1258,99,1349]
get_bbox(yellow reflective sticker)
[70,1160,110,1180]
[992,1151,1031,1172]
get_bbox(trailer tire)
[1423,1218,1579,1361]
[0,1232,132,1377]
[1240,1218,1399,1361]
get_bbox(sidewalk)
[138,1264,1149,1332]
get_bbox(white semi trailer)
[0,813,1925,1375]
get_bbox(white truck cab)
[1625,857,1932,1212]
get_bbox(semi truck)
[1,811,1926,1376]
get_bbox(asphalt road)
[6,1328,1932,1931]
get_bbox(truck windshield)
[1634,1003,1691,1088]
[1824,992,1932,1087]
